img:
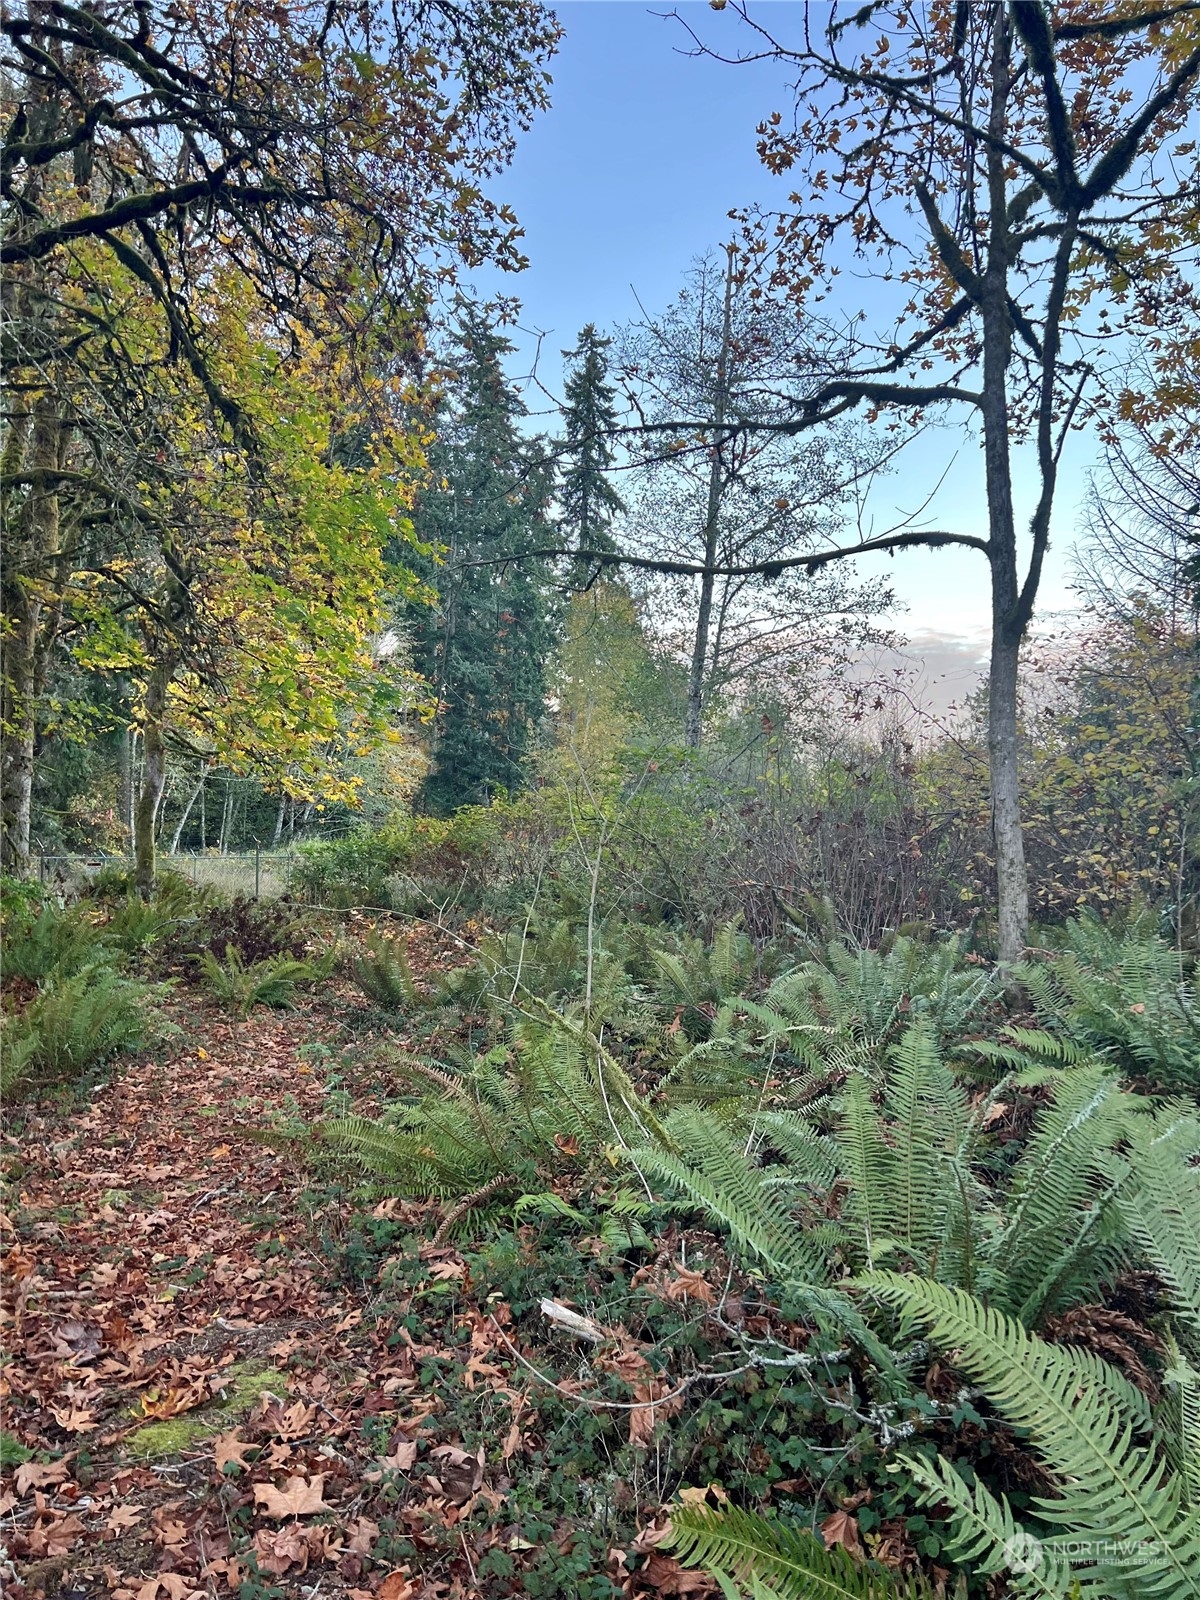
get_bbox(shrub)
[291,809,506,912]
[180,896,312,966]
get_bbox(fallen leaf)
[15,1459,70,1494]
[49,1403,99,1433]
[253,1474,327,1518]
[821,1509,864,1557]
[382,1438,417,1471]
[428,1443,483,1503]
[377,1573,416,1600]
[639,1552,718,1595]
[106,1504,146,1532]
[213,1430,258,1472]
[663,1268,715,1306]
[253,1524,310,1575]
[677,1485,728,1508]
[346,1516,380,1556]
[52,1320,103,1360]
[158,1577,203,1600]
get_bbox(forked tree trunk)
[133,664,170,898]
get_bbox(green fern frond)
[862,1273,1200,1597]
[1108,1108,1200,1345]
[993,1063,1127,1324]
[643,1107,825,1284]
[898,1452,1072,1598]
[668,1502,930,1600]
[350,931,420,1010]
[1160,1341,1200,1508]
[958,1027,1093,1073]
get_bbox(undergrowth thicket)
[3,865,1198,1600]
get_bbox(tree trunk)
[133,665,169,898]
[0,401,66,875]
[118,717,134,850]
[218,779,233,854]
[170,762,207,854]
[981,8,1029,972]
[0,610,37,875]
[684,246,735,749]
[271,793,287,848]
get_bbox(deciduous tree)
[668,0,1200,966]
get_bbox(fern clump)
[349,930,421,1011]
[1020,912,1199,1091]
[1,967,173,1098]
[639,1029,1148,1330]
[198,944,328,1015]
[866,1272,1200,1600]
[318,1014,658,1230]
[1,904,115,982]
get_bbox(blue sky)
[473,1,1090,665]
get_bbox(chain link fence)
[37,850,299,900]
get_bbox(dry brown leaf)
[428,1443,483,1503]
[639,1552,718,1595]
[14,1459,70,1494]
[253,1474,327,1518]
[158,1577,204,1600]
[213,1429,258,1472]
[346,1515,380,1556]
[501,1418,522,1460]
[253,1524,310,1575]
[821,1509,864,1558]
[676,1484,728,1508]
[377,1573,416,1600]
[48,1403,98,1433]
[28,1509,86,1558]
[663,1268,716,1306]
[263,1399,316,1440]
[383,1438,418,1471]
[106,1504,145,1532]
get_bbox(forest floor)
[1,925,706,1600]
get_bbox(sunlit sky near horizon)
[471,0,1097,694]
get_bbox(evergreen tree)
[407,313,557,814]
[559,325,624,570]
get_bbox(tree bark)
[0,400,68,875]
[684,247,735,749]
[218,779,233,854]
[271,792,287,848]
[169,762,208,854]
[981,7,1029,973]
[133,664,169,897]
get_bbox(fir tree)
[559,325,624,572]
[407,312,557,814]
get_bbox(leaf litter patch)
[1,960,718,1600]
